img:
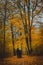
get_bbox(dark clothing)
[16,48,22,58]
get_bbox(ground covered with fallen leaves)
[0,56,43,65]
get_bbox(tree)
[0,0,15,57]
[0,0,42,57]
[16,0,42,55]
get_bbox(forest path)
[0,56,43,65]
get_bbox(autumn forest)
[0,0,43,64]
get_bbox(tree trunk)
[3,0,7,57]
[10,23,16,55]
[27,0,32,54]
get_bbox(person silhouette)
[16,48,22,58]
